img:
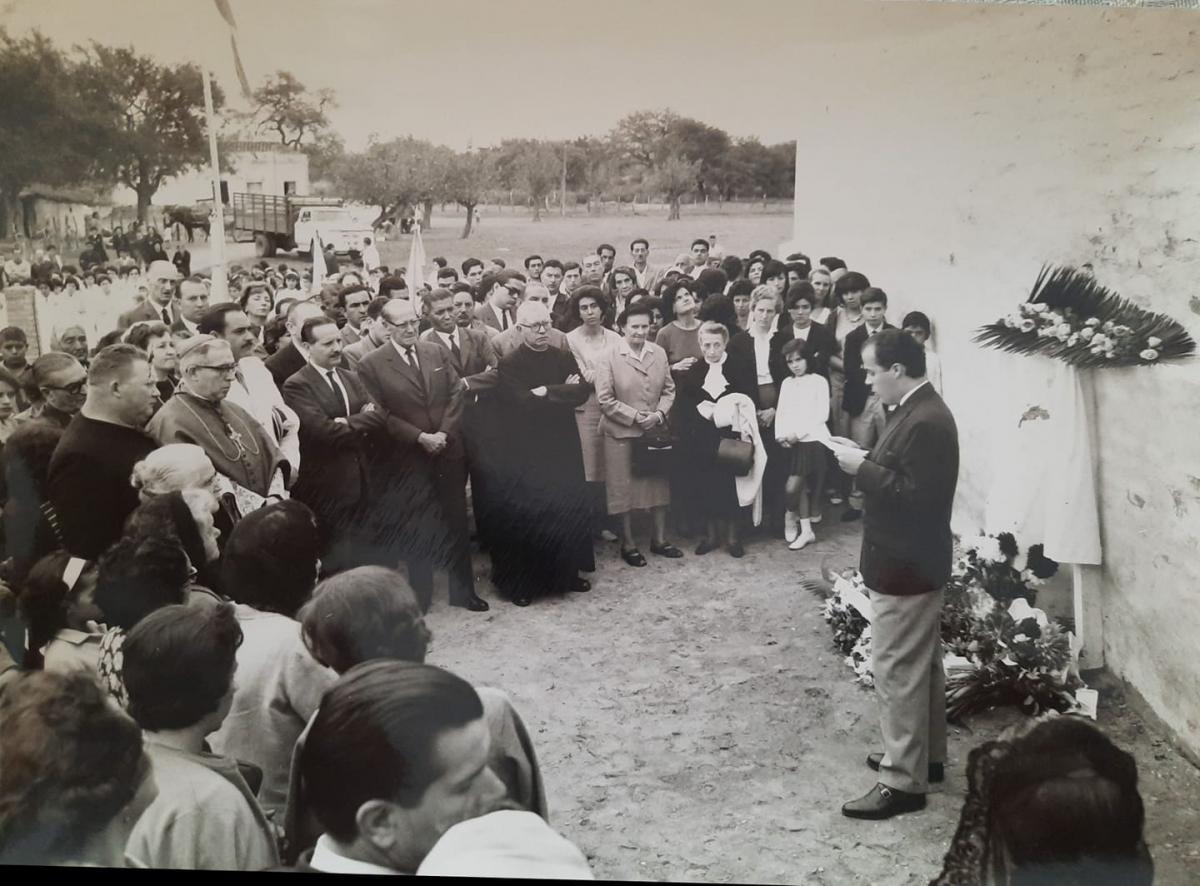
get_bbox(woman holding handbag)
[676,321,758,558]
[594,303,683,568]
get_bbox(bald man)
[355,298,488,613]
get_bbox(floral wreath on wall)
[973,265,1196,367]
[820,533,1084,721]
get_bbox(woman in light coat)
[594,302,684,567]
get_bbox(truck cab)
[293,205,373,256]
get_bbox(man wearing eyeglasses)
[148,335,288,510]
[343,297,393,371]
[12,353,87,430]
[356,298,489,613]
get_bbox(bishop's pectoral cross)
[225,421,249,457]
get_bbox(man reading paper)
[832,329,959,821]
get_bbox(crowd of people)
[0,229,1154,879]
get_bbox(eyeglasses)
[522,321,552,332]
[196,363,239,376]
[45,380,87,396]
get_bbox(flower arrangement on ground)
[819,534,1084,720]
[974,264,1195,368]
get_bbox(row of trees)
[329,113,796,238]
[1,29,795,242]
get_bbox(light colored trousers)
[870,587,948,793]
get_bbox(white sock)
[799,519,813,538]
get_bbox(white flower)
[1067,334,1079,346]
[1140,348,1160,361]
[1046,312,1064,326]
[1102,320,1115,332]
[1020,304,1036,316]
[1147,336,1162,348]
[973,536,1004,564]
[1008,598,1050,628]
[1056,324,1072,340]
[1090,345,1106,356]
[1039,326,1055,338]
[1020,318,1036,333]
[1078,327,1095,342]
[1031,303,1048,314]
[1091,333,1109,347]
[1020,568,1047,588]
[1113,325,1132,337]
[1084,317,1101,327]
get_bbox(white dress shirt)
[309,835,402,875]
[898,378,930,408]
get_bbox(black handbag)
[631,422,675,477]
[715,437,754,476]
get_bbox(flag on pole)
[407,223,427,293]
[212,0,253,99]
[311,231,327,294]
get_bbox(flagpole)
[201,67,229,301]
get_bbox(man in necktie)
[475,273,516,333]
[118,260,180,330]
[356,299,489,612]
[282,317,386,573]
[421,288,501,551]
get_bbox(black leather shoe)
[694,539,719,555]
[621,547,647,567]
[512,595,532,607]
[569,577,591,593]
[649,542,684,559]
[728,542,745,558]
[842,783,926,820]
[867,753,944,784]
[841,507,863,522]
[453,595,490,612]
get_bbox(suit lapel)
[385,344,425,397]
[415,342,435,394]
[870,384,930,457]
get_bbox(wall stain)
[1188,475,1200,494]
[1170,489,1188,518]
[1019,405,1050,427]
[1190,295,1200,317]
[1127,491,1146,509]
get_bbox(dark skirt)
[789,440,826,479]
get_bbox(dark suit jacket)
[355,340,466,460]
[118,299,179,330]
[421,326,498,394]
[857,383,959,596]
[266,341,308,387]
[475,301,514,333]
[769,321,837,385]
[342,335,382,371]
[842,321,895,417]
[282,364,385,511]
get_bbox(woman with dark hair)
[759,260,788,318]
[656,278,704,374]
[745,255,766,287]
[565,286,621,542]
[124,319,179,403]
[123,603,279,871]
[698,292,740,339]
[208,499,335,819]
[933,717,1153,886]
[676,321,759,557]
[17,552,102,672]
[240,282,274,347]
[0,671,158,867]
[93,533,195,708]
[282,566,547,863]
[728,279,755,331]
[594,303,681,566]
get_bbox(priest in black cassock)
[492,301,595,607]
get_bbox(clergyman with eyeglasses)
[147,335,288,514]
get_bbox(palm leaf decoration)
[974,265,1195,368]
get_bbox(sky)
[1,0,976,151]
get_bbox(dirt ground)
[424,513,1200,884]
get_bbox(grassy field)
[375,206,794,277]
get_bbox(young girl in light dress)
[775,339,831,550]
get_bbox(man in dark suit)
[421,287,500,549]
[474,273,517,333]
[282,316,385,573]
[355,298,488,612]
[343,296,392,370]
[839,287,894,520]
[117,260,180,329]
[267,300,326,386]
[834,329,958,820]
